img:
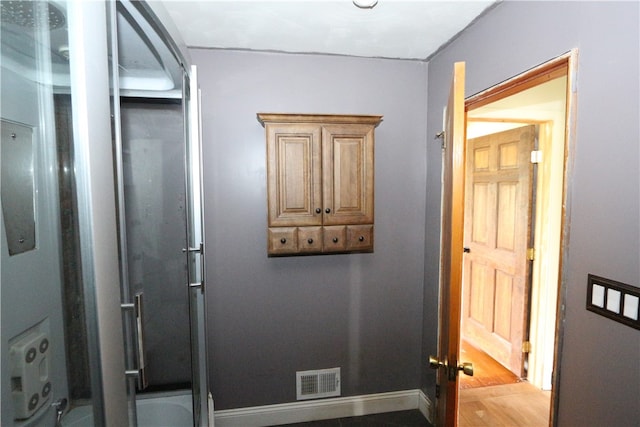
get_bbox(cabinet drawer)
[347,224,374,252]
[298,227,323,253]
[268,227,297,255]
[323,226,346,252]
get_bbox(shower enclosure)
[1,1,208,426]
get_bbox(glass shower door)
[119,98,193,391]
[109,1,208,426]
[184,67,209,427]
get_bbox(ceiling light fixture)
[353,0,378,9]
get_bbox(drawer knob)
[359,236,365,242]
[315,208,321,214]
[332,237,338,243]
[307,238,314,244]
[280,238,287,244]
[325,208,331,214]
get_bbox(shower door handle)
[186,242,205,294]
[121,293,148,389]
[134,292,148,390]
[121,303,138,380]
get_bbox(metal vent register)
[296,368,341,400]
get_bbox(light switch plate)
[587,274,640,330]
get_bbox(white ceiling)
[160,0,497,60]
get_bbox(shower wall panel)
[1,57,69,427]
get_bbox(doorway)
[457,74,568,426]
[432,52,577,427]
[462,73,568,387]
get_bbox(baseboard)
[214,389,424,427]
[418,389,434,425]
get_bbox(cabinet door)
[322,124,374,226]
[267,124,322,227]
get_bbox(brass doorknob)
[429,355,446,370]
[458,362,474,376]
[429,355,473,377]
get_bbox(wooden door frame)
[443,49,578,427]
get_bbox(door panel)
[462,125,535,376]
[322,124,374,225]
[494,270,514,340]
[471,183,489,244]
[434,61,466,427]
[120,101,192,389]
[266,124,322,227]
[468,262,491,325]
[497,182,518,250]
[185,66,208,426]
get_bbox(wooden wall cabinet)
[258,113,382,256]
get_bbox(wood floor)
[459,382,551,427]
[458,340,551,427]
[459,340,520,390]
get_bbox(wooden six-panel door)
[462,125,536,376]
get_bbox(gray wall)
[423,1,640,426]
[191,49,429,409]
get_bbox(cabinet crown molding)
[257,113,382,127]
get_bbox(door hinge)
[435,131,445,149]
[522,341,532,353]
[530,150,543,164]
[435,384,440,398]
[527,247,536,261]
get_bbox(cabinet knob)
[325,208,331,214]
[307,238,314,244]
[280,238,287,244]
[332,237,338,243]
[359,236,365,242]
[315,208,321,214]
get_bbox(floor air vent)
[296,367,341,400]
